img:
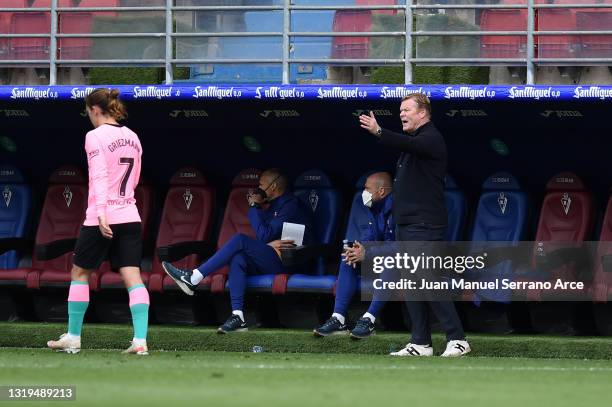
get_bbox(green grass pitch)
[1,323,612,407]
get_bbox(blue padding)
[287,274,337,291]
[482,172,522,191]
[0,165,26,184]
[0,182,31,269]
[294,169,334,188]
[294,170,341,276]
[445,174,459,190]
[445,188,467,242]
[246,274,275,289]
[471,190,528,242]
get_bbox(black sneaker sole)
[313,329,348,338]
[217,327,249,334]
[349,330,375,340]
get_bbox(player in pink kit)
[47,89,149,355]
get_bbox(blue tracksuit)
[334,194,394,317]
[196,192,314,310]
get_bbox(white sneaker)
[441,340,471,357]
[390,343,433,357]
[47,333,81,354]
[122,340,149,356]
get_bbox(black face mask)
[254,175,281,201]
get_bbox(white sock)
[132,338,146,346]
[232,310,244,322]
[331,313,345,325]
[191,269,203,285]
[363,312,376,323]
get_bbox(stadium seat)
[592,190,612,334]
[32,166,88,289]
[58,1,120,61]
[91,181,155,291]
[576,9,612,58]
[461,172,530,332]
[0,165,32,272]
[480,1,527,59]
[147,167,216,293]
[444,175,467,242]
[331,10,372,59]
[0,1,26,60]
[270,169,341,294]
[537,8,578,59]
[9,0,51,61]
[529,172,595,334]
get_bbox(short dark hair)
[262,168,288,192]
[401,93,431,116]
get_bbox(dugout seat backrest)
[32,166,87,287]
[576,9,612,58]
[533,172,595,282]
[210,169,261,293]
[0,165,31,269]
[445,175,467,242]
[468,173,529,302]
[471,172,528,242]
[249,169,341,293]
[93,180,155,290]
[152,167,215,276]
[0,1,26,58]
[592,193,612,302]
[537,7,577,59]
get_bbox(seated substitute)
[163,168,314,333]
[314,172,394,339]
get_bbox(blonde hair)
[401,93,431,116]
[85,88,127,121]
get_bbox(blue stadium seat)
[0,165,31,271]
[270,170,342,293]
[469,172,529,302]
[444,175,467,242]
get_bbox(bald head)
[364,172,392,203]
[259,168,288,200]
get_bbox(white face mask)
[362,189,373,208]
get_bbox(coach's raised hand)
[359,111,381,137]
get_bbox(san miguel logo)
[561,193,572,215]
[3,186,11,207]
[63,186,73,208]
[309,190,319,212]
[183,188,193,210]
[498,192,508,215]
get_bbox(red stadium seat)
[528,172,595,334]
[147,167,215,293]
[576,9,612,58]
[91,181,154,290]
[0,1,26,60]
[209,168,261,294]
[331,10,372,59]
[58,0,119,60]
[9,1,50,61]
[537,8,578,59]
[480,4,527,59]
[593,194,612,303]
[32,166,88,288]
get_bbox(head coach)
[359,93,471,358]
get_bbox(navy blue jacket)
[359,193,395,242]
[247,192,314,245]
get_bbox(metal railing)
[0,1,611,85]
